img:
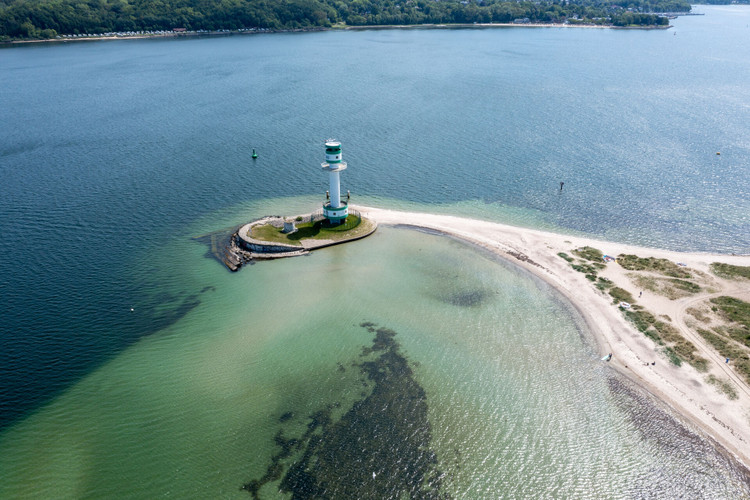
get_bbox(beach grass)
[622,308,708,370]
[686,307,711,324]
[664,346,682,367]
[617,254,691,279]
[669,278,701,294]
[710,296,750,335]
[572,246,604,263]
[609,287,634,304]
[710,263,750,280]
[571,262,600,275]
[686,296,750,385]
[564,247,711,370]
[565,247,607,282]
[696,327,750,385]
[629,273,700,300]
[557,252,574,263]
[595,277,614,291]
[705,375,739,400]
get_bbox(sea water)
[1,226,748,498]
[2,5,750,498]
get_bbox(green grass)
[609,287,634,305]
[663,346,682,367]
[710,296,750,332]
[710,263,750,280]
[557,252,574,263]
[571,248,709,371]
[251,215,373,246]
[567,247,607,281]
[572,246,603,262]
[653,319,707,370]
[705,375,739,400]
[686,307,710,324]
[571,263,600,275]
[629,274,700,300]
[625,310,656,333]
[644,329,663,345]
[622,309,707,370]
[696,328,731,354]
[250,224,303,246]
[668,279,701,294]
[616,254,691,279]
[696,328,750,386]
[723,326,750,348]
[630,274,658,293]
[595,277,614,291]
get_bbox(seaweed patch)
[242,322,448,499]
[439,289,491,307]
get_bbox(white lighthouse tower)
[321,140,349,223]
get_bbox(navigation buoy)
[252,148,258,159]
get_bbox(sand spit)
[356,205,750,469]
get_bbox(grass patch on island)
[251,224,303,246]
[250,215,374,246]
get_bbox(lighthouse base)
[323,203,349,222]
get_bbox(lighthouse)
[321,140,349,223]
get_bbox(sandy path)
[355,205,750,469]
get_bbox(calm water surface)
[1,5,750,497]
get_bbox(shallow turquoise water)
[1,226,748,498]
[2,5,750,497]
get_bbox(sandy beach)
[357,205,750,469]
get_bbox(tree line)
[0,0,693,41]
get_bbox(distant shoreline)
[1,20,673,46]
[345,22,671,30]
